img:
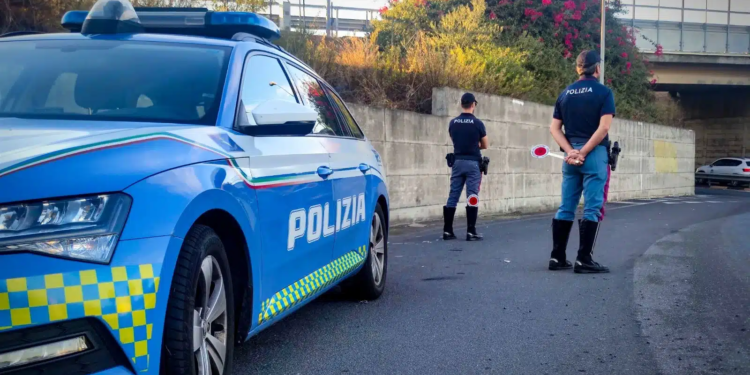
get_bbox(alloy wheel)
[193,256,228,375]
[370,213,386,286]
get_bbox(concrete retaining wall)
[682,118,750,169]
[349,87,696,224]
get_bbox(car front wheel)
[342,204,387,300]
[162,225,235,375]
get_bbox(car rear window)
[0,39,230,125]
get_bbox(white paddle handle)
[550,152,582,165]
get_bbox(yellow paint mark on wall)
[654,140,678,173]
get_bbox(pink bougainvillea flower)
[554,13,564,24]
[564,0,576,10]
[650,79,658,85]
[572,10,582,20]
[607,79,613,84]
[539,37,544,42]
[626,62,632,69]
[655,44,664,56]
[621,52,628,58]
[543,0,552,5]
[490,11,497,19]
[379,6,388,14]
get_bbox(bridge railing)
[261,0,380,35]
[617,2,750,55]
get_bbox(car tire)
[161,225,235,375]
[342,204,387,300]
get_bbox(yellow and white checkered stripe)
[0,264,161,372]
[258,246,368,325]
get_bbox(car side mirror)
[235,99,317,136]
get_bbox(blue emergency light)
[61,0,281,41]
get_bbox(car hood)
[0,119,236,204]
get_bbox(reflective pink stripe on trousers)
[600,166,611,220]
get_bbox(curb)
[702,185,750,192]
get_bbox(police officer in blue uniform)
[443,93,489,241]
[548,50,614,273]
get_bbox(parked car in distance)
[695,157,750,187]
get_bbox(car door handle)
[359,163,371,173]
[317,166,334,178]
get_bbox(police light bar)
[61,0,281,40]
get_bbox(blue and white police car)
[0,1,389,373]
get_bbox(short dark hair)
[461,101,474,109]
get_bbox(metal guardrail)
[695,172,750,184]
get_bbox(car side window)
[727,160,743,167]
[239,54,297,125]
[285,64,345,137]
[325,87,364,139]
[712,159,726,167]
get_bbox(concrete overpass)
[647,53,750,87]
[616,0,750,167]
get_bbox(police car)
[0,0,389,373]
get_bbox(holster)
[446,153,455,168]
[480,156,490,175]
[608,141,622,171]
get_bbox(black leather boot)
[443,206,457,240]
[574,219,610,274]
[465,206,483,241]
[549,219,574,270]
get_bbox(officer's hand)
[565,151,585,166]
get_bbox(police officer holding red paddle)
[548,50,614,274]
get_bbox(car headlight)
[0,194,131,263]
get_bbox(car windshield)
[0,39,231,125]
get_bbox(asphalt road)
[233,189,750,375]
